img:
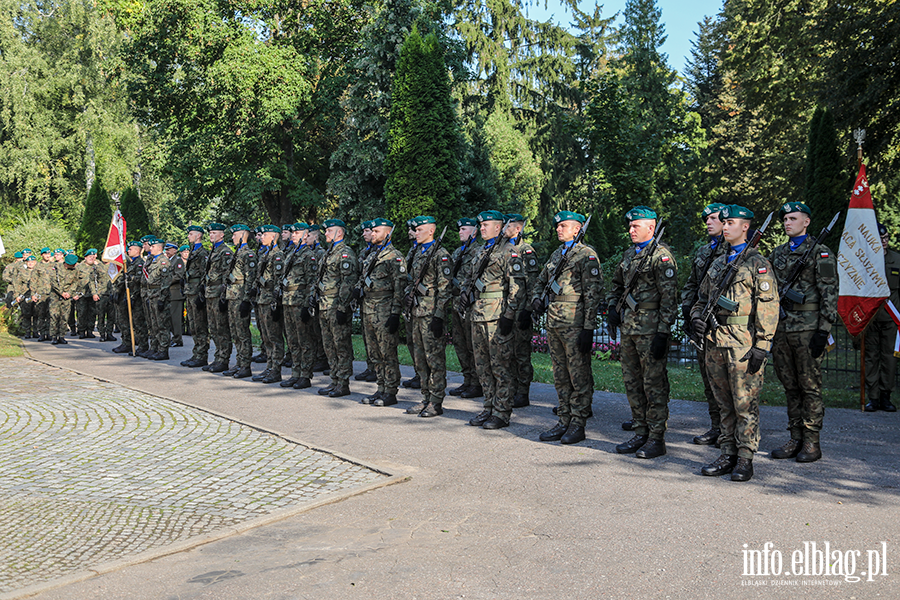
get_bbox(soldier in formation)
[863,223,900,412]
[448,218,482,399]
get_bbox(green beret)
[260,224,282,234]
[54,248,65,255]
[294,222,309,231]
[779,201,811,219]
[625,206,657,221]
[127,241,142,249]
[477,210,505,223]
[323,218,346,229]
[40,247,51,254]
[64,254,78,265]
[406,219,416,228]
[140,235,155,243]
[308,224,322,231]
[553,210,586,225]
[186,225,204,233]
[26,256,36,262]
[283,224,296,233]
[178,244,190,252]
[13,251,22,258]
[22,248,32,253]
[719,205,754,220]
[371,217,393,228]
[360,220,373,230]
[229,224,251,233]
[411,216,436,227]
[67,249,75,254]
[84,248,98,256]
[701,203,727,219]
[457,217,477,228]
[505,213,526,223]
[150,238,165,247]
[206,222,227,232]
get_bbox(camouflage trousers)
[313,316,327,366]
[228,300,252,369]
[548,325,593,427]
[412,315,446,405]
[185,294,210,361]
[117,292,147,348]
[620,334,670,439]
[35,299,50,336]
[472,319,515,422]
[208,298,233,365]
[76,296,95,333]
[283,305,315,379]
[169,299,184,344]
[510,318,534,397]
[95,296,114,336]
[363,301,401,394]
[49,297,71,337]
[697,346,721,430]
[145,296,171,353]
[772,329,824,443]
[451,302,476,386]
[361,319,374,371]
[17,301,35,337]
[864,319,897,399]
[705,345,762,459]
[319,306,353,386]
[258,303,285,373]
[406,316,417,378]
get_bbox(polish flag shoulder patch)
[588,255,597,261]
[820,252,830,258]
[441,256,449,261]
[341,253,349,258]
[661,256,670,262]
[758,267,767,274]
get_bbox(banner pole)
[860,331,866,412]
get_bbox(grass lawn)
[350,335,862,410]
[0,330,24,358]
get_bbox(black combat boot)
[701,454,738,477]
[539,421,569,442]
[770,438,802,459]
[731,458,753,481]
[881,391,897,412]
[615,435,648,454]
[692,428,720,445]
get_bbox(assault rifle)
[532,214,592,319]
[778,211,841,319]
[690,212,774,350]
[450,231,479,291]
[352,225,395,311]
[404,225,448,318]
[308,239,336,317]
[609,218,666,338]
[457,222,512,315]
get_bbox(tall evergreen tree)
[804,107,845,232]
[77,176,113,254]
[385,27,461,233]
[119,186,152,241]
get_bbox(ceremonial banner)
[837,164,889,337]
[102,210,127,282]
[0,233,5,257]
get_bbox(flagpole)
[114,196,137,357]
[855,128,866,412]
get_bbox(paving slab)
[8,335,900,599]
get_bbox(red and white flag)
[837,164,889,337]
[101,210,127,282]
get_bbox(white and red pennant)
[101,210,127,282]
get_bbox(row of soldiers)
[5,203,898,483]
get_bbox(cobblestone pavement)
[0,358,389,594]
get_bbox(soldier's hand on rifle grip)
[272,302,282,322]
[809,330,828,359]
[429,317,444,339]
[350,287,362,302]
[650,332,669,360]
[577,329,594,354]
[336,310,349,325]
[691,317,707,337]
[517,311,532,330]
[681,304,692,333]
[498,316,514,336]
[300,307,312,323]
[403,294,414,311]
[195,295,206,309]
[386,314,400,334]
[239,300,251,318]
[607,304,621,328]
[742,346,767,374]
[157,299,166,311]
[531,297,544,315]
[218,297,228,313]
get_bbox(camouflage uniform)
[407,242,452,408]
[75,260,94,335]
[184,243,210,362]
[90,261,114,337]
[692,250,778,459]
[470,239,527,422]
[358,243,376,374]
[608,243,679,440]
[205,241,234,366]
[49,265,82,338]
[404,242,418,378]
[143,253,173,353]
[316,241,359,388]
[362,244,406,395]
[14,265,37,336]
[257,243,286,375]
[681,238,728,433]
[534,242,605,427]
[167,255,186,345]
[225,242,257,369]
[864,248,900,405]
[769,237,838,444]
[115,255,148,350]
[282,243,316,380]
[450,240,481,389]
[511,241,541,401]
[310,243,329,368]
[35,259,55,338]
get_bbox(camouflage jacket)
[516,241,541,311]
[316,240,358,311]
[450,239,481,297]
[875,249,900,323]
[692,249,779,351]
[769,237,838,333]
[281,244,315,307]
[205,241,234,300]
[51,265,83,299]
[120,256,144,298]
[143,253,173,300]
[361,244,406,316]
[13,266,34,298]
[681,238,727,311]
[26,265,50,299]
[469,238,526,323]
[184,244,209,296]
[168,256,186,301]
[608,242,679,336]
[75,262,93,296]
[406,242,451,319]
[224,243,257,302]
[533,242,605,330]
[258,244,285,305]
[89,262,112,296]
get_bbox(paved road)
[8,336,900,599]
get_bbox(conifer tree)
[76,176,113,254]
[804,106,845,233]
[119,186,153,241]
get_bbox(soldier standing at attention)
[89,249,116,341]
[75,250,97,338]
[281,223,314,389]
[14,256,39,337]
[505,214,540,409]
[768,202,837,462]
[253,225,286,384]
[112,242,148,354]
[355,221,379,383]
[306,225,330,373]
[143,238,174,360]
[34,248,54,340]
[316,219,359,397]
[467,211,527,430]
[403,216,451,416]
[608,206,678,459]
[534,211,604,445]
[49,254,81,345]
[202,224,234,373]
[181,226,210,368]
[402,219,422,390]
[681,203,728,445]
[448,218,482,399]
[863,223,900,412]
[359,219,406,407]
[223,224,256,379]
[692,205,778,482]
[164,242,186,347]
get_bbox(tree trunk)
[85,133,95,194]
